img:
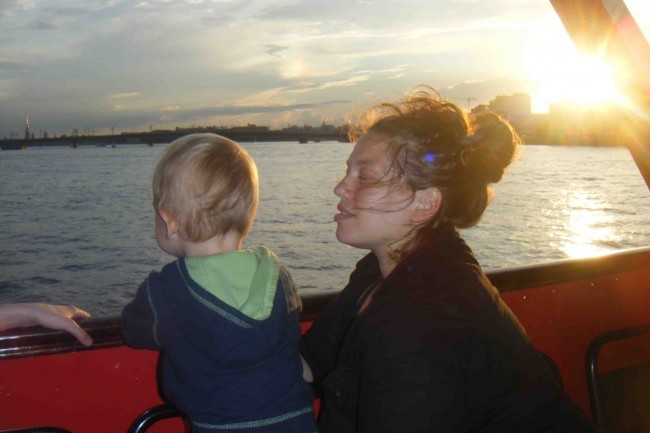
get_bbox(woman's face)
[333,131,417,255]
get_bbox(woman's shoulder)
[421,230,479,265]
[389,235,498,312]
[404,233,485,282]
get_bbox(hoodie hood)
[157,245,292,366]
[184,246,279,320]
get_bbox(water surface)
[1,142,649,316]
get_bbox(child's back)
[123,247,314,432]
[120,134,315,432]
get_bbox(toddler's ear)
[410,187,442,223]
[158,210,179,238]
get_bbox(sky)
[2,0,650,139]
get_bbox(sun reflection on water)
[555,191,621,259]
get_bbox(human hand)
[0,303,93,346]
[301,355,313,383]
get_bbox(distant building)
[512,112,549,144]
[24,114,31,141]
[488,93,531,119]
[545,101,626,146]
[471,95,544,143]
[470,104,490,115]
[230,123,269,133]
[315,122,337,133]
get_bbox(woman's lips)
[334,204,354,222]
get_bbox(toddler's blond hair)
[152,133,258,242]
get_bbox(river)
[1,142,649,316]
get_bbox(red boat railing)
[1,247,650,432]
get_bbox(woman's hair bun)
[462,112,520,184]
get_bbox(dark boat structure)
[2,1,650,432]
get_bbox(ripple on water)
[0,280,27,292]
[24,276,62,285]
[58,263,98,272]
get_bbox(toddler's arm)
[121,278,159,350]
[0,303,93,346]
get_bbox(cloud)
[293,75,371,92]
[159,105,181,112]
[0,59,29,75]
[33,19,59,30]
[441,75,531,107]
[0,0,26,18]
[172,100,350,119]
[378,66,409,74]
[376,65,408,80]
[234,75,371,106]
[233,87,292,107]
[258,0,546,32]
[43,2,119,17]
[109,92,139,99]
[265,44,289,57]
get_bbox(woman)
[300,89,594,432]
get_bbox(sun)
[523,32,627,112]
[535,55,621,105]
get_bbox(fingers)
[63,320,94,347]
[32,303,94,347]
[65,306,92,320]
[48,305,93,346]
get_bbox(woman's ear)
[158,210,179,239]
[410,187,442,223]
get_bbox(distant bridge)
[0,130,349,150]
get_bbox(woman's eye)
[358,175,381,186]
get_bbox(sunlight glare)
[557,192,620,259]
[524,32,627,112]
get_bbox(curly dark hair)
[349,86,521,257]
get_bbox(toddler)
[121,133,315,433]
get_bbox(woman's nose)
[334,177,348,198]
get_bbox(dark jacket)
[121,257,315,433]
[300,229,594,432]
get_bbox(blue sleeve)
[120,276,160,350]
